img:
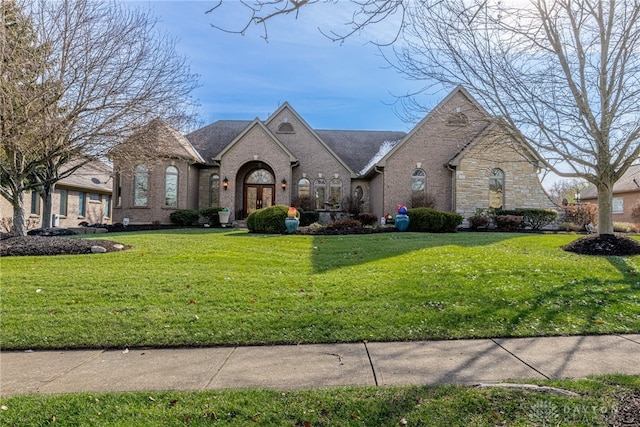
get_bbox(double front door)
[244,184,274,218]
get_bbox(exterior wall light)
[281,178,287,191]
[223,177,229,191]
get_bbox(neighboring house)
[111,86,555,226]
[580,163,640,223]
[0,160,113,232]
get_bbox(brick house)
[580,163,640,223]
[111,86,555,226]
[0,159,113,232]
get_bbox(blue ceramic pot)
[395,214,410,232]
[285,217,299,234]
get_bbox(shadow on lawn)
[490,255,640,338]
[308,232,520,273]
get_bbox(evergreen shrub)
[407,208,462,233]
[200,207,225,227]
[247,205,288,233]
[169,209,200,226]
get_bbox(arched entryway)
[243,166,275,218]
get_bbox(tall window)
[30,191,40,215]
[114,171,122,207]
[59,189,68,216]
[105,195,111,218]
[134,164,148,206]
[314,178,326,210]
[78,192,86,217]
[489,168,505,209]
[297,178,310,199]
[165,166,179,207]
[209,174,220,207]
[411,169,426,204]
[330,178,342,209]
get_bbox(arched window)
[277,122,294,133]
[165,166,179,207]
[314,178,326,210]
[134,164,148,206]
[489,168,505,209]
[209,174,220,207]
[246,168,274,184]
[330,178,342,210]
[411,169,426,204]
[297,178,310,199]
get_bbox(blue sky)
[126,1,438,132]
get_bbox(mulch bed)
[0,236,130,257]
[562,233,640,256]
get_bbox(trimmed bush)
[299,209,319,227]
[468,215,490,230]
[494,214,523,231]
[407,208,462,233]
[357,212,378,226]
[246,205,289,233]
[169,209,200,226]
[563,203,598,231]
[495,208,558,230]
[200,207,225,227]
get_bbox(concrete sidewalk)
[1,335,638,396]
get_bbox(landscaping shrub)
[357,212,378,226]
[199,207,225,227]
[407,208,462,232]
[613,222,638,233]
[563,203,598,231]
[494,214,524,231]
[169,209,200,226]
[327,218,362,229]
[559,222,581,232]
[468,215,490,230]
[299,209,319,227]
[495,208,558,230]
[246,205,288,233]
[632,200,640,222]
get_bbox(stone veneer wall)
[454,138,556,223]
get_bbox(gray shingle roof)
[316,130,406,174]
[186,120,251,163]
[184,120,407,174]
[581,163,640,198]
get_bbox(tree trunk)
[11,192,28,237]
[596,182,614,236]
[40,184,54,228]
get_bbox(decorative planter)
[285,217,299,234]
[395,214,410,232]
[218,210,230,227]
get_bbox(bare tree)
[389,0,640,236]
[207,0,640,236]
[1,0,199,235]
[1,0,59,236]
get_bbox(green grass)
[1,230,639,349]
[1,375,637,426]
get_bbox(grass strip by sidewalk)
[1,230,639,350]
[1,375,637,426]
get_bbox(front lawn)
[1,230,639,350]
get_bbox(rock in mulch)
[563,234,640,256]
[0,236,130,257]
